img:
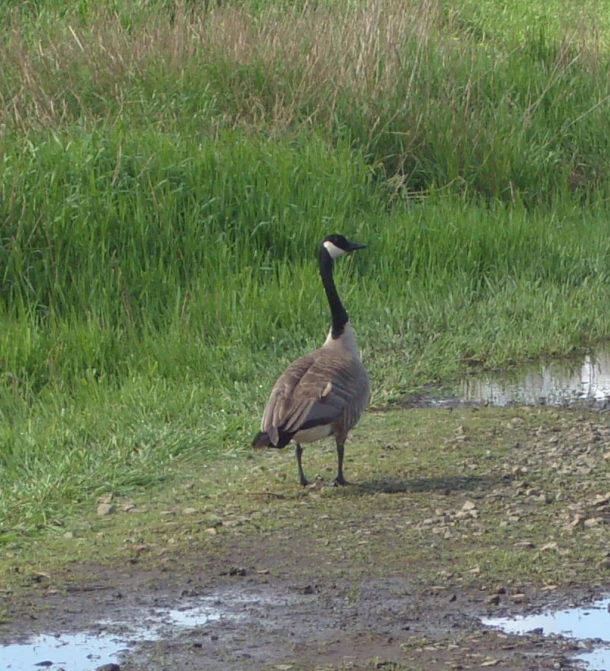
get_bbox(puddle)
[483,598,610,670]
[462,349,610,407]
[0,596,232,671]
[1,632,135,671]
[579,648,610,671]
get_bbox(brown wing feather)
[260,348,369,439]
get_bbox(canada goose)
[252,234,370,486]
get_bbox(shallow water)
[462,349,610,407]
[1,632,131,671]
[579,647,610,671]
[0,597,226,671]
[483,598,610,670]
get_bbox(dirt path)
[1,544,598,671]
[2,405,610,670]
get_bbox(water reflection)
[1,632,130,671]
[462,350,610,407]
[483,597,610,670]
[0,597,228,671]
[482,598,610,639]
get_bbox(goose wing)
[261,350,366,440]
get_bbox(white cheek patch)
[323,241,346,259]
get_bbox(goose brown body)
[252,235,369,486]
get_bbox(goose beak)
[347,241,366,252]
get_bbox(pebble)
[96,503,115,517]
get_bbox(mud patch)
[3,404,610,670]
[0,570,596,671]
[0,586,297,671]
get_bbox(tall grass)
[3,129,610,532]
[2,1,610,200]
[3,0,610,533]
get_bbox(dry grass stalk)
[0,0,445,134]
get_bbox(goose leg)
[295,443,309,487]
[333,440,349,486]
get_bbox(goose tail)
[252,427,292,449]
[252,431,272,449]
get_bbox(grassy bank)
[2,0,610,535]
[2,0,610,200]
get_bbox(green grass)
[2,1,610,200]
[3,0,610,537]
[4,405,610,594]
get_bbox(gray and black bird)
[252,234,370,486]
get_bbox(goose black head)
[321,234,366,260]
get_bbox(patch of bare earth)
[2,406,610,670]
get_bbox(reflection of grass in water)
[463,350,610,405]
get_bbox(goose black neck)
[318,246,348,339]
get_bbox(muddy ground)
[1,548,604,671]
[2,404,610,670]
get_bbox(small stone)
[63,531,74,539]
[96,503,115,517]
[566,516,585,532]
[593,492,610,506]
[205,527,217,535]
[462,501,476,511]
[132,544,150,554]
[182,507,197,515]
[540,542,559,552]
[486,594,501,605]
[597,558,610,570]
[511,593,526,603]
[96,493,113,505]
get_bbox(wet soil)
[2,402,610,670]
[0,545,601,671]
